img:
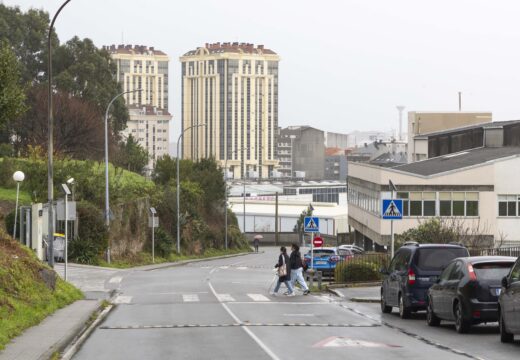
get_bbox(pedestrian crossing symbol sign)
[304,216,320,232]
[382,199,403,220]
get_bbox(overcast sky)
[4,0,520,141]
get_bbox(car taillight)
[468,264,477,281]
[330,255,340,263]
[408,269,416,285]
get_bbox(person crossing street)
[289,243,310,295]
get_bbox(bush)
[335,253,390,283]
[3,210,16,239]
[68,201,108,264]
[153,227,173,258]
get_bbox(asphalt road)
[73,248,520,360]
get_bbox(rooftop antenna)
[396,106,405,141]
[458,91,462,111]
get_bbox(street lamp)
[60,183,71,281]
[104,88,142,263]
[12,171,25,239]
[47,0,73,268]
[176,123,206,254]
[224,147,248,250]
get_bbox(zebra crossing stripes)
[216,294,236,302]
[247,294,270,302]
[182,294,200,302]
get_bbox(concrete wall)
[293,128,325,180]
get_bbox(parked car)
[499,256,520,343]
[426,256,516,333]
[338,244,365,255]
[304,247,351,274]
[380,242,470,319]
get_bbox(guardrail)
[469,246,520,257]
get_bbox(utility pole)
[275,192,279,246]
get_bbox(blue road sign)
[304,216,320,232]
[382,199,403,220]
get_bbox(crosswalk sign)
[304,216,320,232]
[382,199,403,220]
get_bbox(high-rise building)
[104,44,172,170]
[180,42,280,179]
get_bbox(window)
[439,192,478,217]
[397,192,409,216]
[423,192,436,216]
[453,192,465,216]
[498,195,518,216]
[509,260,520,283]
[410,192,422,216]
[440,192,452,216]
[466,192,479,216]
[439,262,456,282]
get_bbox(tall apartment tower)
[180,42,280,179]
[104,44,172,170]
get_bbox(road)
[72,248,520,359]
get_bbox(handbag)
[278,255,287,277]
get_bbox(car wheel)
[398,294,411,319]
[426,298,441,327]
[500,311,514,343]
[454,301,470,334]
[381,290,392,314]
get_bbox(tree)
[114,135,149,174]
[0,42,26,129]
[12,86,108,160]
[294,205,314,244]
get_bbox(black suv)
[381,242,469,318]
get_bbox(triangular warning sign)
[306,218,318,229]
[384,201,401,217]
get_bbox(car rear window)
[414,248,468,271]
[313,250,334,256]
[473,262,514,281]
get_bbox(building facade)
[105,44,172,169]
[180,42,280,179]
[277,126,325,180]
[348,121,520,249]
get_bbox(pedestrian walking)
[271,247,294,296]
[289,243,310,295]
[253,234,262,252]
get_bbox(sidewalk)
[332,286,380,303]
[0,300,100,360]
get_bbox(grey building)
[276,126,325,180]
[325,155,347,180]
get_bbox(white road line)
[108,276,123,284]
[217,294,236,302]
[114,295,132,304]
[210,268,218,274]
[182,294,200,302]
[247,294,270,302]
[283,314,315,317]
[219,266,229,269]
[236,266,248,270]
[208,281,280,360]
[232,302,331,305]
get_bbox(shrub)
[68,236,99,265]
[3,210,16,239]
[335,253,390,283]
[153,227,173,258]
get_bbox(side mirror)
[380,267,389,275]
[502,276,509,289]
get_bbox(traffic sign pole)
[310,233,313,270]
[391,189,395,258]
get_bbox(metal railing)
[469,246,520,257]
[334,252,390,283]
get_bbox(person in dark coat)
[253,237,260,252]
[271,247,294,296]
[289,243,310,295]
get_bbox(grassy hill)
[0,229,82,350]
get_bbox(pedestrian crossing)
[113,292,309,305]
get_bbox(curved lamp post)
[104,88,142,263]
[176,123,206,254]
[12,171,25,239]
[47,0,73,268]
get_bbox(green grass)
[0,187,31,204]
[0,234,83,350]
[98,247,251,269]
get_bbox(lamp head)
[66,177,75,184]
[13,171,25,182]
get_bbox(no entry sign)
[313,236,323,248]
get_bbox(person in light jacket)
[271,247,294,296]
[289,243,310,295]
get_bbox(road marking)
[236,266,248,270]
[313,336,401,348]
[217,294,235,302]
[183,294,200,302]
[232,302,331,305]
[219,266,229,269]
[108,276,122,284]
[283,314,315,317]
[208,281,281,360]
[247,294,270,302]
[101,323,380,330]
[113,295,132,304]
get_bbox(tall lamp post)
[12,171,25,239]
[104,88,142,263]
[47,0,73,268]
[60,183,71,281]
[176,124,206,254]
[224,147,248,250]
